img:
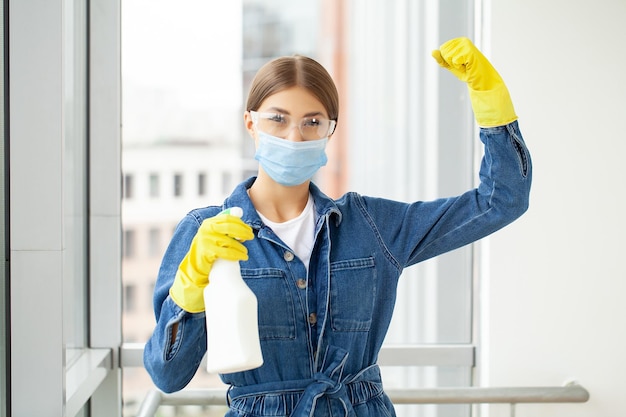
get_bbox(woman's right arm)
[143,215,208,393]
[143,207,253,392]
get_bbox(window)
[148,227,160,257]
[123,174,134,199]
[149,173,159,198]
[123,284,137,313]
[221,171,232,195]
[63,0,89,368]
[8,0,121,415]
[173,173,183,197]
[123,229,136,258]
[198,172,207,196]
[120,2,475,416]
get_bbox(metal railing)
[126,344,589,417]
[135,383,589,417]
[121,343,476,368]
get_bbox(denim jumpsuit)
[144,121,532,417]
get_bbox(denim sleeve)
[359,120,532,267]
[143,213,209,393]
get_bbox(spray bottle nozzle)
[220,207,243,218]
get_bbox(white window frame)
[8,0,121,415]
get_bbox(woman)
[144,37,532,417]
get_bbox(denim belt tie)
[227,345,383,417]
[290,345,352,417]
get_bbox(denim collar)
[222,176,343,229]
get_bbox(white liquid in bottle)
[204,207,263,373]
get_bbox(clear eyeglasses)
[250,111,336,141]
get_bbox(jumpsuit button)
[283,251,294,262]
[308,313,317,325]
[296,279,307,289]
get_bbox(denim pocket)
[329,256,376,332]
[242,268,296,340]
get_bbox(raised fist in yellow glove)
[432,37,517,127]
[169,208,254,312]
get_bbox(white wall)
[481,1,626,416]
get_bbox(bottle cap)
[220,207,243,218]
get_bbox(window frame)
[7,0,122,415]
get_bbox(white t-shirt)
[257,194,316,272]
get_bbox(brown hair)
[246,55,339,122]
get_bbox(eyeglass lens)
[254,112,334,140]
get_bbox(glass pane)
[173,173,183,197]
[149,173,159,197]
[123,174,134,199]
[346,2,475,413]
[198,173,207,196]
[148,228,160,257]
[121,2,322,414]
[63,0,88,367]
[122,1,473,416]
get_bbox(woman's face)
[245,86,332,144]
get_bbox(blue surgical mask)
[254,131,328,186]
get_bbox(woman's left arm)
[358,38,533,266]
[358,119,531,267]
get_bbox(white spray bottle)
[204,207,264,374]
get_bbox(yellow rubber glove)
[432,37,517,127]
[169,208,254,313]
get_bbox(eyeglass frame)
[249,110,337,141]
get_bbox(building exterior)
[121,140,243,413]
[120,1,327,413]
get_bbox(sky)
[121,0,243,144]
